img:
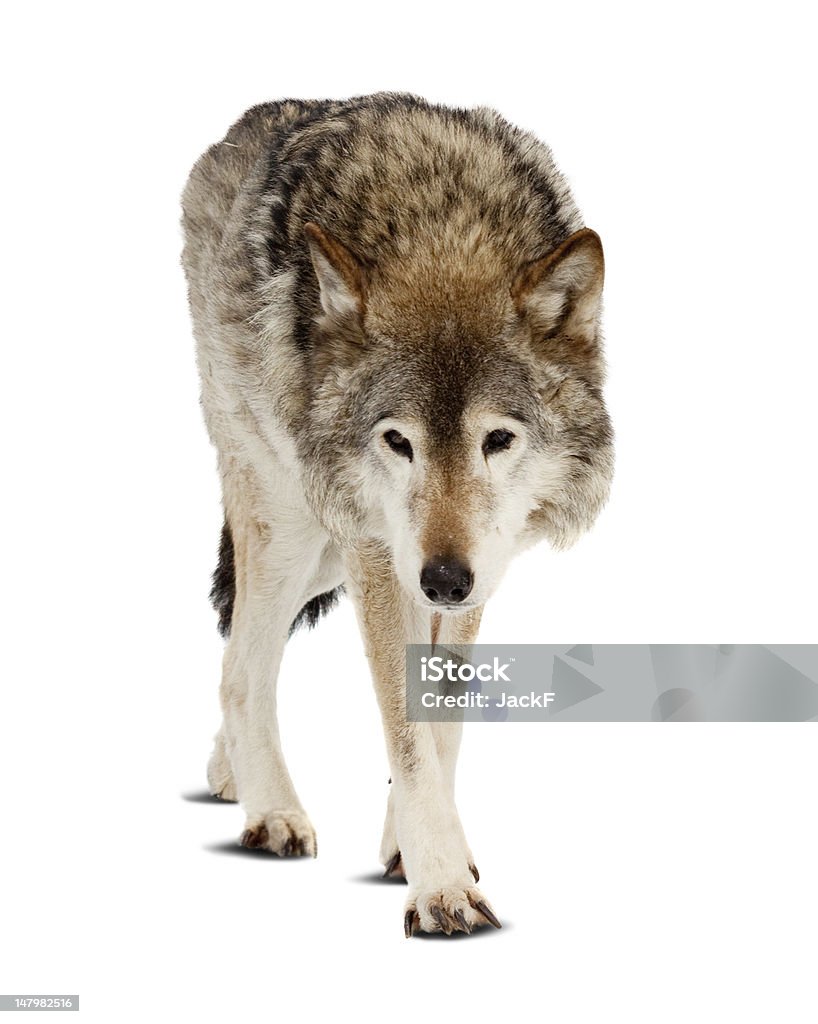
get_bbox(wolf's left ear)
[304,222,367,323]
[511,228,604,349]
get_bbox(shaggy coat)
[181,93,613,936]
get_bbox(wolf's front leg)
[347,543,500,936]
[381,609,483,883]
[215,514,323,856]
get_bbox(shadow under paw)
[182,789,237,804]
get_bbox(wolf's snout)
[420,560,474,605]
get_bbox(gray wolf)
[180,93,613,936]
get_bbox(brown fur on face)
[415,460,486,573]
[180,97,614,934]
[182,93,613,556]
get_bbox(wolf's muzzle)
[420,560,474,605]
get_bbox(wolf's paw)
[206,738,237,802]
[239,811,317,857]
[210,778,238,802]
[404,886,502,937]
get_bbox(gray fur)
[181,92,613,554]
[180,94,614,929]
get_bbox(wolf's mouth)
[420,600,479,612]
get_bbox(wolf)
[180,93,613,936]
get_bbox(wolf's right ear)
[511,228,604,351]
[304,222,367,324]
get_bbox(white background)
[1,1,816,1021]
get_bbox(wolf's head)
[303,222,613,611]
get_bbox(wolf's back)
[180,99,337,312]
[181,93,584,337]
[180,95,604,638]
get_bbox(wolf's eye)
[384,429,413,461]
[483,429,515,456]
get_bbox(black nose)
[420,560,474,605]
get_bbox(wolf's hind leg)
[206,727,237,802]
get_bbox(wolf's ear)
[511,228,604,349]
[304,222,367,323]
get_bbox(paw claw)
[383,851,402,878]
[454,908,471,934]
[469,862,480,883]
[472,897,502,929]
[404,909,418,938]
[430,904,451,934]
[239,825,268,849]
